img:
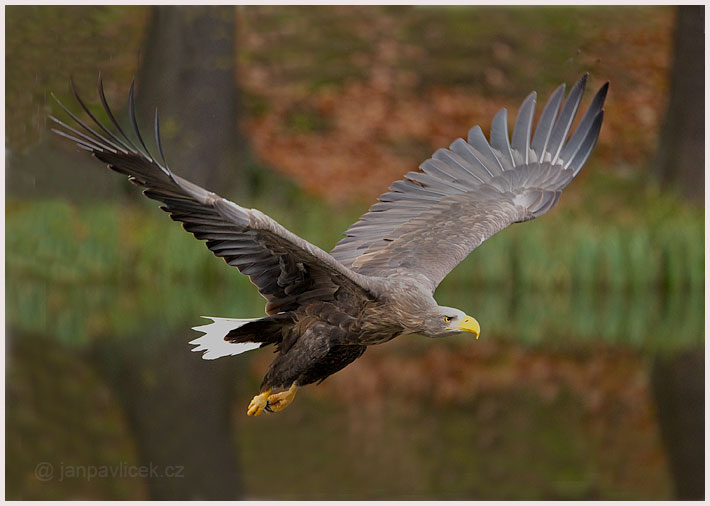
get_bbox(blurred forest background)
[5,5,704,500]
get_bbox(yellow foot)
[247,389,272,417]
[266,383,299,413]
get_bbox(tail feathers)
[190,317,262,360]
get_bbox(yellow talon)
[266,383,299,413]
[247,389,272,416]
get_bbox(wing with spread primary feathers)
[330,74,607,293]
[50,77,374,314]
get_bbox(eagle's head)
[422,306,481,339]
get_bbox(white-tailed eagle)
[51,74,607,415]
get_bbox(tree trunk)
[136,5,249,194]
[89,6,249,499]
[649,7,705,500]
[92,329,244,500]
[653,6,704,201]
[650,349,704,500]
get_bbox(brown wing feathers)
[50,78,365,314]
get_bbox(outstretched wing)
[51,77,374,314]
[330,74,608,293]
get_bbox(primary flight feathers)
[331,74,606,291]
[51,77,374,316]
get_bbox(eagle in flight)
[51,74,607,416]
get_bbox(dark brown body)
[227,295,405,390]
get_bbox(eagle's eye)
[443,316,453,323]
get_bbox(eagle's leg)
[247,388,272,417]
[265,383,299,413]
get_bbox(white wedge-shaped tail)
[190,317,262,360]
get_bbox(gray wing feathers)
[511,91,536,164]
[52,78,373,314]
[568,109,604,176]
[349,192,528,292]
[467,125,505,175]
[331,74,607,291]
[547,74,587,165]
[530,83,565,161]
[560,82,608,173]
[440,142,493,183]
[490,108,516,171]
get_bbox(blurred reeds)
[6,189,703,350]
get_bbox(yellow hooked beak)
[446,315,481,339]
